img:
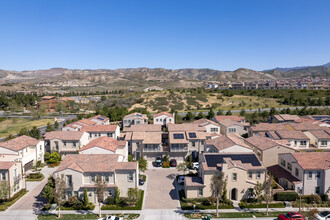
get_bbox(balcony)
[170,144,188,152]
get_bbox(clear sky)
[0,0,329,71]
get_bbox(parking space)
[143,167,181,209]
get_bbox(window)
[169,119,171,122]
[91,175,96,182]
[98,133,101,137]
[308,172,312,180]
[89,133,92,138]
[107,133,112,137]
[316,172,320,179]
[73,142,77,147]
[320,141,327,146]
[315,187,320,194]
[256,172,261,179]
[64,142,67,146]
[67,191,72,197]
[287,163,292,171]
[1,173,6,180]
[67,175,72,187]
[26,148,28,153]
[136,121,140,124]
[228,128,236,133]
[248,188,254,197]
[211,128,218,132]
[295,168,299,177]
[192,142,196,147]
[14,169,17,178]
[74,191,78,197]
[105,175,109,182]
[232,173,237,181]
[198,188,203,197]
[248,172,252,179]
[109,190,113,196]
[128,173,133,182]
[281,159,286,167]
[300,141,307,146]
[156,119,158,122]
[160,118,162,121]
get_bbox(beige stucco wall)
[259,146,297,168]
[0,162,24,198]
[154,115,174,125]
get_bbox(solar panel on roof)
[188,132,197,138]
[97,117,105,120]
[136,114,143,117]
[173,133,184,139]
[204,154,261,167]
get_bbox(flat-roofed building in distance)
[122,113,148,127]
[81,125,120,141]
[44,131,89,156]
[53,154,139,203]
[184,153,266,201]
[268,152,330,195]
[0,161,23,198]
[79,136,128,161]
[245,135,298,168]
[153,112,175,126]
[0,135,45,172]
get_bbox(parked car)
[139,178,145,186]
[154,157,162,167]
[316,211,330,220]
[278,212,305,220]
[191,162,199,170]
[98,216,122,220]
[170,159,177,167]
[178,176,185,185]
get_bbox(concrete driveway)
[144,167,181,209]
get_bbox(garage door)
[24,160,34,172]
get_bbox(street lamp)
[297,187,303,213]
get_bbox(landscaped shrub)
[239,201,285,209]
[107,196,115,205]
[302,195,322,204]
[321,194,329,202]
[274,192,298,201]
[162,161,170,168]
[101,190,144,210]
[26,172,44,181]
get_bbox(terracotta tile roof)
[245,136,294,151]
[55,154,137,173]
[168,132,189,144]
[250,123,288,132]
[191,119,219,127]
[289,122,321,131]
[153,112,174,118]
[79,136,125,152]
[123,124,161,132]
[120,132,133,141]
[268,165,301,183]
[81,125,118,132]
[77,119,98,126]
[0,135,40,152]
[44,131,85,141]
[274,114,301,122]
[307,129,330,139]
[0,161,16,170]
[131,132,162,144]
[167,123,206,132]
[185,176,204,187]
[213,115,245,123]
[290,152,330,170]
[123,112,148,120]
[205,135,251,151]
[275,130,309,140]
[89,115,109,121]
[219,118,248,127]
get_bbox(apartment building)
[44,131,89,155]
[79,136,128,161]
[269,152,330,195]
[53,154,139,203]
[122,113,148,127]
[0,136,45,172]
[0,161,23,198]
[184,153,266,201]
[81,125,120,140]
[153,112,175,125]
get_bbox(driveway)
[144,167,181,209]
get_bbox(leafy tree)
[54,121,59,130]
[18,128,29,136]
[83,188,89,206]
[44,152,50,163]
[253,181,263,202]
[53,174,66,218]
[127,187,140,202]
[197,112,204,119]
[95,175,106,217]
[41,177,55,204]
[185,112,194,121]
[46,122,54,132]
[0,181,10,200]
[48,152,61,165]
[4,134,15,141]
[29,126,41,139]
[176,162,188,175]
[163,153,169,162]
[210,172,226,217]
[239,109,246,116]
[114,186,120,205]
[270,107,276,116]
[207,108,215,119]
[138,157,148,172]
[226,110,232,115]
[217,109,223,115]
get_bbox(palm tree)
[210,171,226,217]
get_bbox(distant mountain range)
[0,62,329,90]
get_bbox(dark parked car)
[139,179,145,185]
[278,212,305,220]
[154,157,162,167]
[170,159,177,167]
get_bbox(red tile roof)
[0,135,40,152]
[307,129,330,139]
[0,161,16,170]
[213,115,245,123]
[81,125,118,132]
[290,152,330,170]
[79,136,125,152]
[44,131,85,141]
[153,112,173,118]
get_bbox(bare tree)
[264,175,273,216]
[210,171,226,217]
[53,174,66,218]
[95,175,106,218]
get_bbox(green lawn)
[184,211,309,219]
[38,214,140,220]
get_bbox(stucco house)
[271,114,301,123]
[304,129,330,148]
[204,134,253,153]
[265,130,310,149]
[218,119,249,136]
[53,154,139,203]
[0,161,23,198]
[212,115,246,124]
[62,115,110,131]
[248,123,288,137]
[268,152,330,195]
[0,135,45,172]
[153,112,175,125]
[79,136,128,161]
[122,113,148,127]
[245,136,298,168]
[191,119,220,133]
[184,153,266,201]
[81,125,120,140]
[44,131,89,155]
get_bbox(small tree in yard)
[83,188,89,206]
[53,174,66,218]
[54,121,59,130]
[115,186,120,205]
[176,162,188,175]
[138,157,148,172]
[254,181,264,202]
[210,171,226,217]
[264,175,273,215]
[46,122,54,132]
[0,181,10,200]
[95,175,106,217]
[127,187,140,204]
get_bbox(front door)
[231,188,237,200]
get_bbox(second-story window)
[1,173,6,180]
[316,172,321,179]
[232,173,237,181]
[308,172,313,179]
[295,168,299,177]
[248,172,252,179]
[256,172,261,179]
[105,175,109,182]
[73,142,77,147]
[91,175,96,182]
[67,175,72,187]
[321,141,327,146]
[300,141,307,146]
[128,173,133,182]
[287,163,292,171]
[64,142,67,146]
[280,159,286,167]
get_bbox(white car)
[192,162,199,170]
[316,211,330,220]
[98,216,123,220]
[178,176,185,184]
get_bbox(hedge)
[0,189,27,211]
[274,192,298,201]
[239,202,285,209]
[102,190,144,210]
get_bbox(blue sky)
[0,0,329,71]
